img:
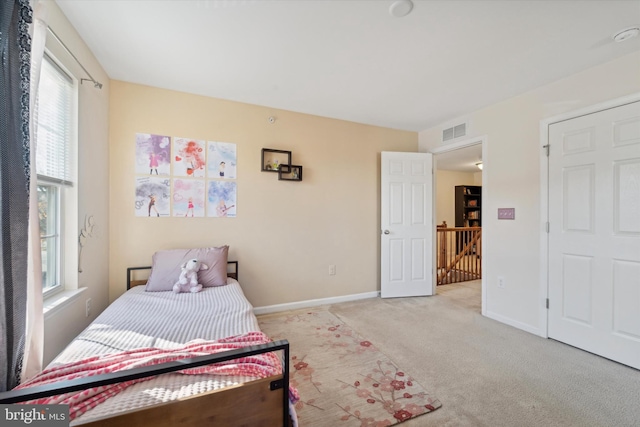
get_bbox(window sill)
[43,288,87,320]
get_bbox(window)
[38,184,59,291]
[35,54,76,296]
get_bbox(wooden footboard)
[0,340,292,427]
[80,375,285,427]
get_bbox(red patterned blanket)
[17,331,299,420]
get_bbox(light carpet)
[258,309,441,426]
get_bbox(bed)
[0,258,296,427]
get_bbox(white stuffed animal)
[173,258,209,293]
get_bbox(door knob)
[383,230,390,234]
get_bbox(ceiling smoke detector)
[389,0,413,18]
[613,27,640,42]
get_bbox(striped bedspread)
[42,279,274,424]
[52,279,260,364]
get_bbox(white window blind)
[35,54,73,185]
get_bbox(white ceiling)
[434,144,483,173]
[56,0,640,135]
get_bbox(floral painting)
[173,137,206,178]
[135,133,171,176]
[207,141,237,179]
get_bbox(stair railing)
[436,224,482,285]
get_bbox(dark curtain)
[0,0,32,392]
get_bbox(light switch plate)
[498,208,515,220]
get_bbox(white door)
[381,152,434,298]
[548,100,640,369]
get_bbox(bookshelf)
[455,185,482,228]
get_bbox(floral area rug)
[258,309,441,426]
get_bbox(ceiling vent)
[442,122,467,142]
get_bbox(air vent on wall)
[442,122,467,142]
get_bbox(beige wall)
[473,171,482,186]
[420,51,640,335]
[109,82,417,307]
[435,170,477,228]
[42,1,110,365]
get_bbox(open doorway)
[430,137,486,314]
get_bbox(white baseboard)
[254,291,380,316]
[485,310,544,337]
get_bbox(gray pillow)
[145,246,229,291]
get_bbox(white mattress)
[50,279,265,424]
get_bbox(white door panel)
[381,152,434,298]
[548,100,640,369]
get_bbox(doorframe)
[539,92,640,339]
[429,135,488,315]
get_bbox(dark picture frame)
[261,148,292,173]
[278,165,303,181]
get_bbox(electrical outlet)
[329,264,336,276]
[85,298,92,317]
[497,276,505,289]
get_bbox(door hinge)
[543,144,550,157]
[545,222,550,233]
[546,298,549,309]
